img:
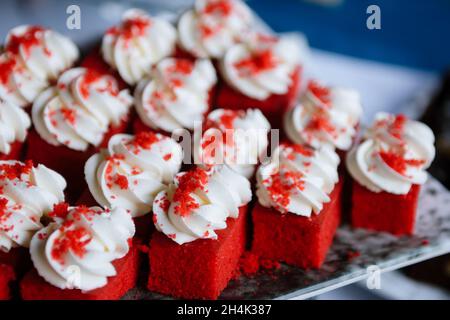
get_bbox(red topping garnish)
[389,114,407,139]
[234,50,277,76]
[308,80,331,105]
[264,168,305,211]
[128,131,160,150]
[203,0,232,16]
[114,174,129,190]
[107,16,151,42]
[379,149,425,175]
[0,56,16,85]
[48,202,70,220]
[0,198,12,226]
[51,227,92,265]
[282,143,314,159]
[79,69,103,99]
[173,167,209,216]
[163,153,172,161]
[60,108,77,126]
[166,59,194,75]
[306,114,336,137]
[6,26,46,57]
[0,160,33,181]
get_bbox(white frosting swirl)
[194,108,270,178]
[0,25,79,107]
[220,33,301,100]
[256,143,340,217]
[0,160,66,252]
[30,206,135,292]
[153,165,251,245]
[85,132,183,218]
[284,81,362,151]
[102,9,176,86]
[135,58,217,132]
[346,112,435,195]
[32,67,133,151]
[0,99,31,155]
[178,0,253,58]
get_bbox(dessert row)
[0,0,436,300]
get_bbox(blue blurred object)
[247,0,450,72]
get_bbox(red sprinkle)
[60,108,77,126]
[264,167,305,211]
[308,80,331,105]
[235,50,277,76]
[0,160,33,181]
[48,202,70,220]
[0,56,16,85]
[6,26,46,57]
[51,227,92,265]
[128,131,161,150]
[166,59,194,75]
[114,174,129,190]
[203,0,232,16]
[173,167,209,216]
[379,149,425,175]
[107,16,151,42]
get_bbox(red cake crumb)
[20,245,139,300]
[148,206,248,299]
[260,258,281,271]
[216,66,301,128]
[252,179,343,269]
[0,264,15,300]
[239,252,260,276]
[346,250,361,261]
[351,181,420,236]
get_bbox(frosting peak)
[256,143,340,216]
[135,57,217,132]
[284,80,363,151]
[102,9,176,85]
[221,32,301,100]
[0,25,79,107]
[346,112,435,194]
[178,0,253,58]
[30,205,135,291]
[194,108,270,178]
[0,160,66,252]
[85,132,183,217]
[32,67,132,151]
[153,165,251,244]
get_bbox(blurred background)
[1,0,449,299]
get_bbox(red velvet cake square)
[148,207,248,300]
[20,245,139,300]
[252,179,343,269]
[351,181,421,236]
[0,264,15,300]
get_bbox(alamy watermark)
[367,5,381,30]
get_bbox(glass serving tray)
[125,177,450,300]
